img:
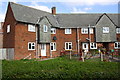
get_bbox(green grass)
[2,57,119,79]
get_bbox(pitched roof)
[10,2,59,27]
[9,2,119,28]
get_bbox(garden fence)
[0,48,14,60]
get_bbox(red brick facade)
[3,3,120,60]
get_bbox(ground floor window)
[90,42,97,49]
[65,42,72,50]
[114,42,120,49]
[28,42,35,50]
[50,42,56,51]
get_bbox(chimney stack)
[52,7,56,15]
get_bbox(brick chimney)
[52,7,56,15]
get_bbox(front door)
[41,44,46,56]
[82,43,89,53]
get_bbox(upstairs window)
[51,28,56,34]
[65,28,71,34]
[90,42,97,49]
[28,24,35,32]
[81,28,88,34]
[90,28,93,34]
[28,42,35,50]
[103,27,109,33]
[7,25,10,33]
[0,23,1,29]
[43,25,48,32]
[65,42,72,50]
[116,28,120,34]
[50,42,56,51]
[114,42,120,49]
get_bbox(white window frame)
[7,25,10,33]
[51,28,56,34]
[43,25,48,32]
[114,42,120,49]
[65,28,71,34]
[28,42,35,50]
[0,23,1,29]
[65,42,72,50]
[90,28,93,34]
[103,27,109,33]
[81,28,88,34]
[50,42,56,51]
[90,42,97,49]
[116,28,120,34]
[28,24,35,32]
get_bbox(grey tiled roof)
[9,2,119,28]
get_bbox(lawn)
[2,57,119,79]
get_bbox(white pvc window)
[65,28,71,34]
[50,42,56,51]
[0,23,1,29]
[51,28,56,34]
[103,27,109,33]
[116,28,120,34]
[28,24,35,32]
[65,42,72,50]
[43,25,48,32]
[90,42,97,49]
[114,42,120,49]
[90,28,93,34]
[81,28,88,34]
[7,25,10,33]
[28,42,35,50]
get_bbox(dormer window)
[28,24,35,32]
[103,27,109,33]
[65,28,71,34]
[43,25,48,32]
[7,25,10,33]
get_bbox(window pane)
[29,43,31,49]
[66,43,68,49]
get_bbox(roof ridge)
[9,2,51,14]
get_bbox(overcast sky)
[0,0,119,22]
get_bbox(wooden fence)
[0,48,14,60]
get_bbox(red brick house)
[3,2,120,60]
[0,22,3,48]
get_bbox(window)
[28,24,35,32]
[65,42,72,50]
[90,42,97,49]
[81,28,88,34]
[116,28,120,34]
[90,28,93,34]
[7,25,10,33]
[103,27,109,33]
[28,42,35,50]
[0,23,1,29]
[114,42,120,49]
[50,42,56,51]
[51,28,56,34]
[65,28,71,34]
[43,25,48,32]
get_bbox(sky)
[0,0,119,22]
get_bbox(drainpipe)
[88,24,91,52]
[77,27,80,55]
[35,18,41,59]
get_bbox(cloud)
[0,13,5,22]
[71,7,87,13]
[29,2,51,12]
[84,8,92,11]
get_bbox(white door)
[41,44,46,56]
[82,43,88,53]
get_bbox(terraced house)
[3,2,120,59]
